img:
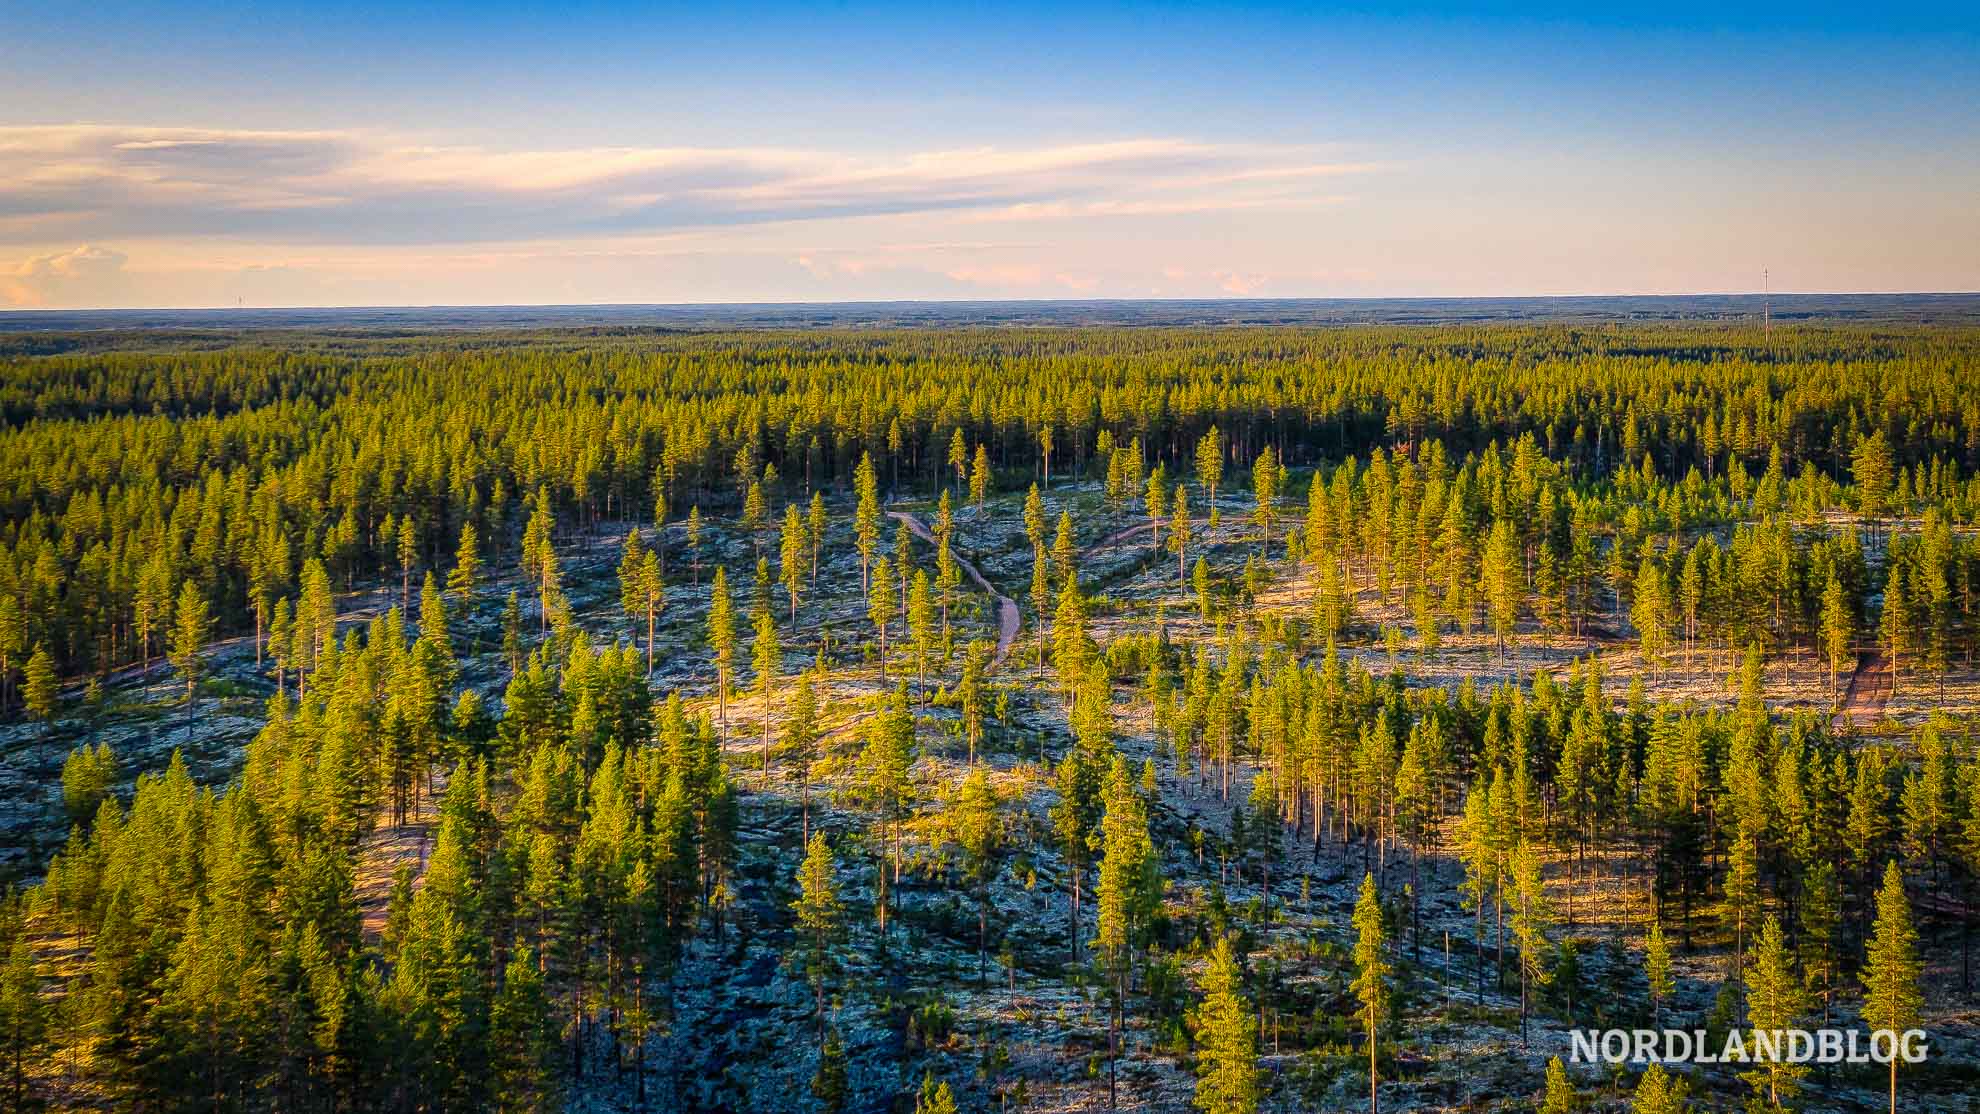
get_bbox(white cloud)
[0,125,1376,247]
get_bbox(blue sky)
[2,2,1975,307]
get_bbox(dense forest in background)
[0,323,1977,1113]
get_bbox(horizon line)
[7,290,1980,316]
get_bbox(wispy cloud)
[1,244,128,306]
[0,125,1377,247]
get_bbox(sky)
[2,1,1976,308]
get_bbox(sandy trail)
[356,768,447,943]
[1832,650,1893,732]
[887,509,1020,670]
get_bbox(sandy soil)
[889,508,1020,669]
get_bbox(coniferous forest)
[3,322,1980,1112]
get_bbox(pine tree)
[869,555,896,678]
[970,444,992,512]
[618,527,651,640]
[1051,748,1101,962]
[1510,839,1550,1044]
[1632,556,1675,677]
[753,606,781,783]
[811,1027,850,1114]
[448,522,481,601]
[1862,861,1920,1114]
[915,1072,958,1114]
[0,939,46,1114]
[1481,516,1522,656]
[1171,484,1192,586]
[854,452,881,598]
[863,683,917,926]
[947,428,970,493]
[709,566,736,737]
[1095,755,1158,1105]
[22,644,55,721]
[686,505,704,586]
[1353,872,1390,1114]
[1646,919,1674,1029]
[787,664,821,841]
[1723,822,1760,965]
[1145,463,1169,554]
[793,833,843,1047]
[397,514,420,612]
[1052,511,1077,591]
[742,479,767,560]
[1193,935,1259,1114]
[1820,570,1853,703]
[1030,544,1051,678]
[1540,1056,1577,1114]
[907,569,935,696]
[1853,430,1895,518]
[61,741,115,826]
[1742,914,1807,1110]
[1630,1063,1691,1114]
[1196,426,1224,513]
[958,639,987,764]
[170,580,210,731]
[952,768,1004,987]
[490,946,559,1113]
[781,503,808,621]
[1251,447,1279,551]
[1458,777,1499,1003]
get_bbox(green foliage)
[1193,935,1260,1114]
[2,324,1978,1112]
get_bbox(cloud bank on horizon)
[3,3,1977,308]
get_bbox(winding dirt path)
[1080,520,1156,560]
[1076,516,1212,564]
[887,509,1020,670]
[1832,650,1893,732]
